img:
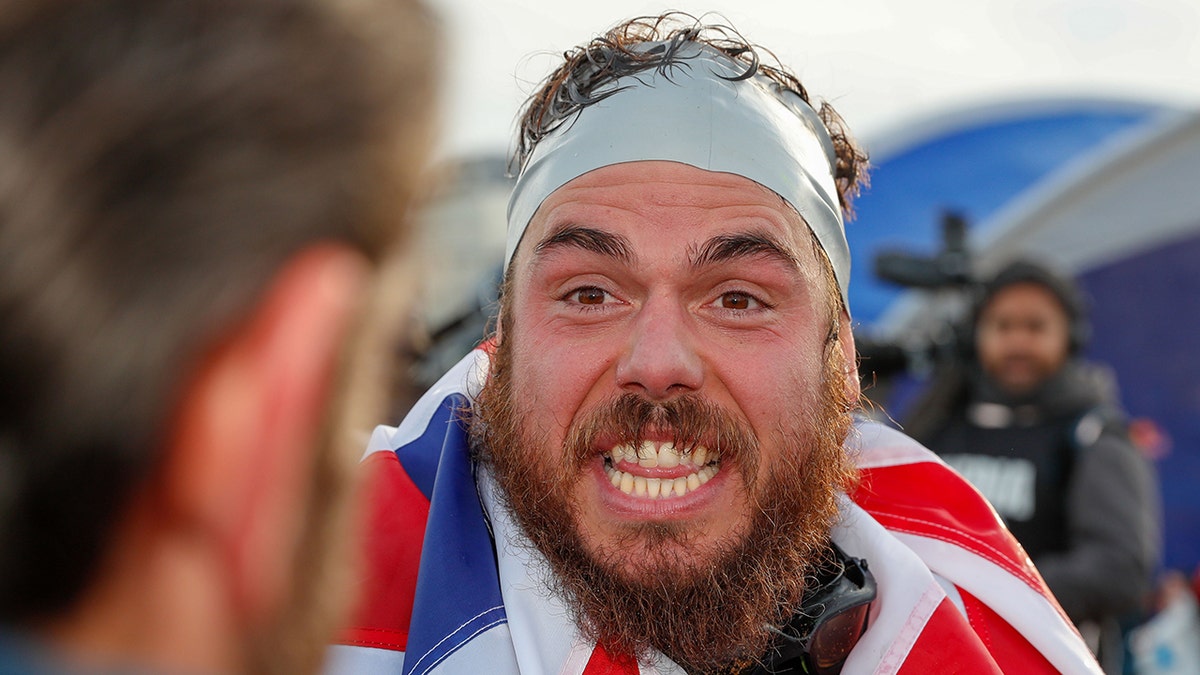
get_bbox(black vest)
[929,404,1078,560]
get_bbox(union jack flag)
[326,350,1102,675]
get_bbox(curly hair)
[514,12,868,217]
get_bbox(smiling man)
[331,14,1102,675]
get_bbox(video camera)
[854,211,983,382]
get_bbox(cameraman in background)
[904,259,1161,673]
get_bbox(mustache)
[563,392,759,470]
[997,353,1045,367]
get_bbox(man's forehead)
[552,159,777,191]
[542,161,792,213]
[521,161,817,264]
[982,282,1074,317]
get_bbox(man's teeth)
[610,441,714,469]
[604,442,719,499]
[606,466,718,499]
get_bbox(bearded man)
[332,13,1102,675]
[0,0,435,673]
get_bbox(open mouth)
[602,441,721,499]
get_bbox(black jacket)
[915,361,1161,626]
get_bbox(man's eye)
[571,287,608,305]
[720,292,759,310]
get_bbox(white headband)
[506,42,851,307]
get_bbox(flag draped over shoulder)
[325,350,1103,675]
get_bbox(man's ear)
[162,244,369,624]
[837,310,861,406]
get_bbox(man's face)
[976,282,1072,395]
[478,160,856,668]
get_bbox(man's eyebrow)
[533,224,634,264]
[689,231,802,270]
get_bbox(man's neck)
[40,512,242,674]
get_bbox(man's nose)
[615,297,704,400]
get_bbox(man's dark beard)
[473,338,857,674]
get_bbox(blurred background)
[407,0,1200,587]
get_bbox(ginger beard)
[473,319,857,673]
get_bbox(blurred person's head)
[974,260,1088,397]
[471,13,869,671]
[0,0,437,672]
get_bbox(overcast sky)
[429,0,1200,160]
